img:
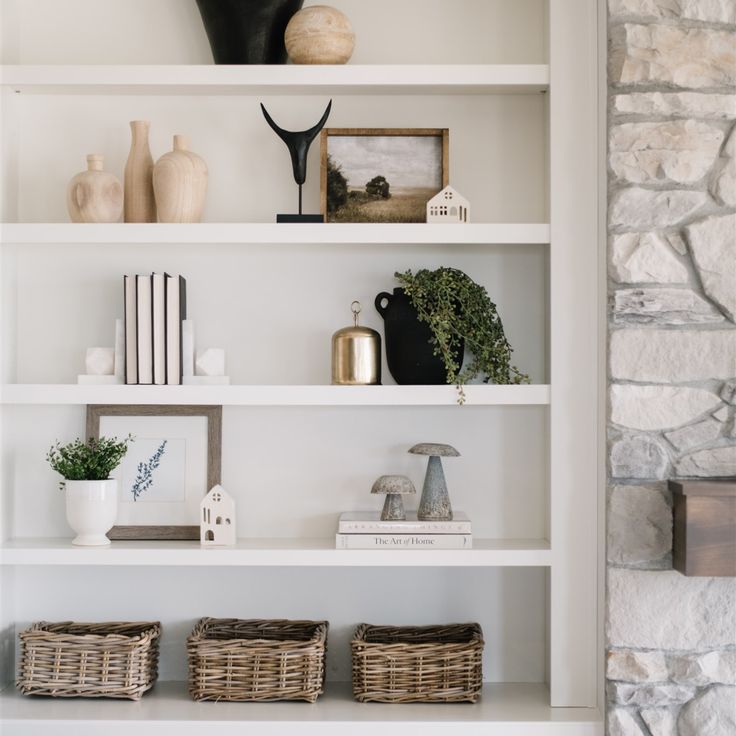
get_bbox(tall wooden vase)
[124,120,156,223]
[153,135,208,223]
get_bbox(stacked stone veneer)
[607,1,736,734]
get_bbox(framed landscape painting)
[86,405,222,540]
[321,128,449,223]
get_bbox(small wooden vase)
[66,154,123,223]
[153,135,208,223]
[124,120,156,223]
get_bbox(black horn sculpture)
[261,100,332,223]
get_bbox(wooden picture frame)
[86,404,222,541]
[320,128,449,223]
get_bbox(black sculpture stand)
[261,100,332,223]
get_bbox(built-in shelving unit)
[1,64,550,95]
[0,384,551,406]
[0,1,602,733]
[0,223,550,245]
[0,681,599,736]
[0,537,552,567]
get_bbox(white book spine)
[338,520,472,534]
[336,534,472,550]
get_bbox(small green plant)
[47,436,133,487]
[395,267,529,402]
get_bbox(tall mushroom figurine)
[371,475,416,521]
[409,443,460,521]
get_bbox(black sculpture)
[261,100,332,223]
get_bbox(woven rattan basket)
[17,621,161,700]
[187,618,329,702]
[351,623,484,703]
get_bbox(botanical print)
[326,134,444,223]
[130,440,167,501]
[117,437,186,504]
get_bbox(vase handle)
[374,292,392,318]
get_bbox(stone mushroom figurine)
[409,443,460,521]
[371,475,416,521]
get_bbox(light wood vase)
[124,120,156,223]
[285,5,355,64]
[66,154,123,223]
[153,135,208,223]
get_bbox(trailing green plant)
[47,436,133,487]
[395,267,529,401]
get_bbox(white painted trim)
[0,384,551,406]
[0,223,551,245]
[0,64,549,96]
[548,0,600,708]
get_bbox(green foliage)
[47,436,133,487]
[366,175,390,199]
[395,268,529,400]
[326,155,348,214]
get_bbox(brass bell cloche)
[331,301,381,385]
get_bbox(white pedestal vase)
[64,479,118,546]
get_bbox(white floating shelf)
[0,538,551,568]
[0,384,551,406]
[1,64,549,96]
[0,681,601,736]
[1,223,550,246]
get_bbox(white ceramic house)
[426,186,470,223]
[200,485,236,546]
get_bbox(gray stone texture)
[609,708,647,736]
[678,685,736,736]
[665,417,722,451]
[608,485,672,564]
[670,651,736,686]
[722,379,736,404]
[610,436,669,479]
[640,707,677,736]
[609,120,724,185]
[609,187,709,230]
[612,287,724,324]
[609,232,689,284]
[610,384,721,430]
[612,92,736,119]
[608,569,736,650]
[685,214,736,322]
[610,681,695,707]
[610,24,736,88]
[676,445,736,476]
[712,127,736,207]
[609,0,736,23]
[607,649,669,682]
[610,329,736,382]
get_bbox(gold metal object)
[331,301,381,385]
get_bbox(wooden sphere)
[285,5,355,65]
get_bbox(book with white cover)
[152,273,166,385]
[135,274,153,384]
[165,274,186,385]
[338,511,472,535]
[336,534,472,550]
[123,276,137,384]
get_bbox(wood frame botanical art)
[86,404,222,541]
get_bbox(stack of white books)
[335,511,472,549]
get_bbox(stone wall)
[607,1,736,734]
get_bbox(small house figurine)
[200,485,236,546]
[426,186,470,224]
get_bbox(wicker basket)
[187,618,329,702]
[351,623,484,703]
[17,621,161,700]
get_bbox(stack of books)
[335,511,472,549]
[124,273,187,385]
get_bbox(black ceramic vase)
[375,288,465,385]
[196,0,304,64]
